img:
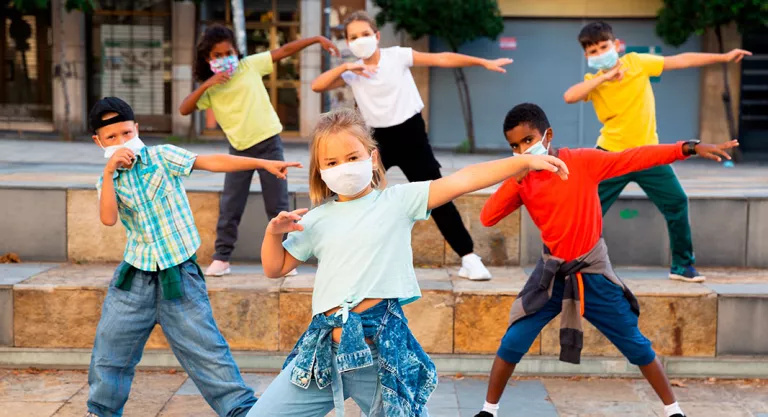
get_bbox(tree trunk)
[452,64,476,153]
[230,0,247,55]
[715,25,741,162]
[58,0,71,141]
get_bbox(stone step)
[2,264,767,358]
[3,347,768,379]
[1,187,767,268]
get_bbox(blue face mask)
[514,129,551,156]
[588,47,619,71]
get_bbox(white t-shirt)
[341,46,425,128]
[283,182,431,316]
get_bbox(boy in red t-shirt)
[472,103,737,417]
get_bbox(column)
[172,1,197,137]
[51,0,87,134]
[300,0,323,137]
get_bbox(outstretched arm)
[271,36,339,62]
[193,154,302,179]
[585,141,738,182]
[427,154,568,210]
[412,51,512,72]
[663,49,751,71]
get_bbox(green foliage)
[454,139,471,154]
[656,0,768,47]
[10,0,95,13]
[373,0,504,51]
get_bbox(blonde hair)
[342,10,379,39]
[309,108,386,205]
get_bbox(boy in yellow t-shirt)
[564,21,750,283]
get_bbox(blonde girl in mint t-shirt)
[179,24,338,278]
[249,108,568,417]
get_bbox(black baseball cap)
[89,97,135,133]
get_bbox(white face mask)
[514,129,550,157]
[348,35,378,59]
[320,158,374,197]
[102,136,145,159]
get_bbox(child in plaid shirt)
[86,97,301,417]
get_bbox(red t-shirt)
[480,144,687,261]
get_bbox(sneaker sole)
[207,268,231,277]
[669,274,706,283]
[458,268,492,281]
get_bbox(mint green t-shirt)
[284,182,431,316]
[196,52,282,151]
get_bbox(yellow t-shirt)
[584,52,665,152]
[197,52,283,151]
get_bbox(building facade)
[1,0,372,139]
[2,0,764,155]
[427,0,764,153]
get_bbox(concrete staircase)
[2,187,767,268]
[2,263,768,377]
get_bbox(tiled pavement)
[1,369,767,417]
[1,139,768,197]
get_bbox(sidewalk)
[1,138,768,196]
[2,369,766,417]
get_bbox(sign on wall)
[499,37,517,50]
[101,25,165,115]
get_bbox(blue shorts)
[498,273,656,366]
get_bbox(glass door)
[0,4,53,127]
[86,0,173,133]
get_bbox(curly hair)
[503,103,551,135]
[194,24,242,82]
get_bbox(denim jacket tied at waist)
[284,299,437,417]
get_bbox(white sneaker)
[458,254,492,281]
[205,260,231,277]
[284,268,298,277]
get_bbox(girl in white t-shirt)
[312,11,514,282]
[250,108,568,417]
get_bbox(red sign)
[500,37,517,50]
[617,39,626,53]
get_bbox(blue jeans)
[498,273,656,366]
[248,344,412,417]
[87,260,256,417]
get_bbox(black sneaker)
[474,412,494,417]
[670,414,685,417]
[669,265,705,283]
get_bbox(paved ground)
[1,369,766,417]
[1,139,768,197]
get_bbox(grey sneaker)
[85,413,99,417]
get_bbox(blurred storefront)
[2,0,372,140]
[1,5,53,131]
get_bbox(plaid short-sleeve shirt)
[97,145,199,271]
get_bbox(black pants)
[373,113,474,257]
[213,135,290,262]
